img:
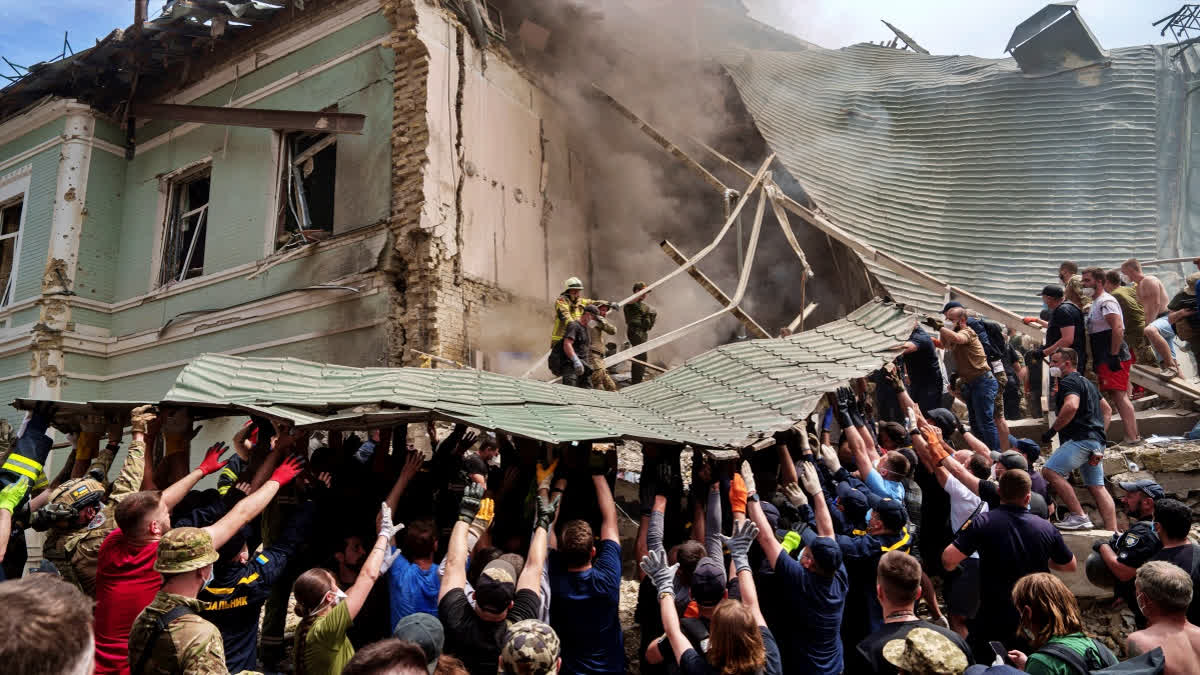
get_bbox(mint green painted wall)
[0,118,64,164]
[70,307,110,331]
[94,118,125,147]
[0,376,30,427]
[75,150,126,305]
[12,146,63,302]
[9,306,39,326]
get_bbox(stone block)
[1056,529,1116,599]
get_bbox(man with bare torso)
[1128,561,1200,675]
[1123,258,1177,378]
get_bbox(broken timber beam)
[881,20,930,54]
[660,239,771,339]
[131,103,365,134]
[591,84,729,195]
[786,303,818,333]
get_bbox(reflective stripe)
[239,572,260,585]
[3,454,44,477]
[881,527,911,553]
[33,471,47,489]
[205,586,235,595]
[3,462,40,481]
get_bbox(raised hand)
[458,482,484,524]
[639,549,679,597]
[536,458,559,492]
[197,442,230,476]
[799,462,822,496]
[818,443,841,474]
[129,405,158,435]
[740,460,757,496]
[269,455,305,486]
[721,519,760,573]
[782,481,808,507]
[535,493,560,531]
[0,477,29,513]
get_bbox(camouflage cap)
[632,281,647,293]
[154,527,218,574]
[501,619,560,674]
[48,477,105,511]
[882,627,968,675]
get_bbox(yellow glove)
[536,459,559,492]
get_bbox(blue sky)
[0,0,1189,77]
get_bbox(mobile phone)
[989,641,1015,666]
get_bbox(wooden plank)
[659,239,771,339]
[292,134,337,166]
[131,103,365,134]
[1130,364,1200,403]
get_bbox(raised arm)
[160,441,232,510]
[345,502,395,620]
[439,482,483,601]
[723,520,766,626]
[704,482,724,560]
[202,455,302,550]
[800,462,834,537]
[385,451,424,513]
[519,492,560,594]
[0,478,29,563]
[640,550,691,666]
[594,472,619,543]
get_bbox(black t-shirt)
[461,454,488,481]
[439,588,541,675]
[903,328,944,397]
[1150,544,1200,625]
[978,480,1049,519]
[1047,302,1087,363]
[854,619,974,674]
[552,321,590,361]
[1054,372,1106,444]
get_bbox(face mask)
[202,567,214,590]
[943,319,955,329]
[1082,287,1096,298]
[1042,302,1049,313]
[1049,366,1062,378]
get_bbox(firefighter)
[551,277,614,348]
[0,402,56,579]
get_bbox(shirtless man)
[1123,258,1177,377]
[1128,561,1200,675]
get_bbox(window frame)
[151,158,213,290]
[0,165,30,309]
[271,128,338,252]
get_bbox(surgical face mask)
[943,319,955,330]
[1049,366,1062,378]
[1082,286,1096,298]
[202,567,214,590]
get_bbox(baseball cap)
[1014,438,1041,466]
[883,627,969,675]
[501,619,560,675]
[942,301,964,313]
[691,558,726,607]
[154,527,219,574]
[1039,284,1065,299]
[799,527,843,573]
[392,613,444,675]
[926,408,960,439]
[997,451,1029,472]
[475,559,517,614]
[582,304,601,316]
[836,482,870,525]
[1115,479,1165,500]
[873,498,909,531]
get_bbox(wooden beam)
[660,239,771,338]
[786,302,818,333]
[591,84,730,195]
[131,103,365,134]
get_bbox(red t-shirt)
[93,528,162,675]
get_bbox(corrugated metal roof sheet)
[17,299,916,448]
[721,43,1174,313]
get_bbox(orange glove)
[932,338,943,349]
[1022,316,1039,325]
[918,425,951,465]
[730,474,748,514]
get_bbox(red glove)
[197,442,230,476]
[269,455,306,486]
[1022,316,1039,325]
[730,474,748,514]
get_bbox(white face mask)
[202,567,214,590]
[1049,366,1062,378]
[1082,287,1096,298]
[943,319,956,330]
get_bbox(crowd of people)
[0,257,1196,675]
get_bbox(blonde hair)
[1137,561,1193,614]
[1011,573,1084,648]
[706,600,765,675]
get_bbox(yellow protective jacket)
[550,294,599,345]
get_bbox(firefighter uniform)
[1,410,53,579]
[216,454,249,496]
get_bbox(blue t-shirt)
[903,327,944,397]
[386,551,440,627]
[775,548,847,674]
[863,469,906,524]
[549,539,624,674]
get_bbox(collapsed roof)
[15,299,917,450]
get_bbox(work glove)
[129,405,157,435]
[1104,352,1123,372]
[782,481,808,507]
[781,529,802,554]
[1022,316,1040,325]
[571,356,585,375]
[458,482,485,524]
[469,498,495,540]
[197,442,231,476]
[730,474,748,515]
[799,462,822,497]
[1041,427,1057,444]
[639,549,679,598]
[536,458,559,493]
[831,388,855,429]
[535,493,561,531]
[0,477,29,513]
[721,519,759,574]
[379,502,402,541]
[884,363,905,391]
[818,444,841,474]
[740,460,757,497]
[380,546,402,574]
[269,455,306,487]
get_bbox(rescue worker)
[37,414,134,595]
[624,282,657,384]
[1092,479,1164,629]
[218,419,258,496]
[550,277,608,348]
[835,495,912,655]
[0,402,56,578]
[549,304,599,388]
[127,527,231,675]
[588,303,618,391]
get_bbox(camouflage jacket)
[128,591,230,675]
[588,316,616,355]
[44,439,145,596]
[551,294,599,345]
[623,301,657,339]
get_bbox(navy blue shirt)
[677,626,783,675]
[837,529,911,645]
[549,539,624,674]
[774,547,848,675]
[952,504,1074,644]
[903,328,944,404]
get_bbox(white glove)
[819,444,841,474]
[380,546,402,573]
[379,502,403,541]
[572,356,585,375]
[782,482,808,507]
[799,462,822,496]
[740,460,757,496]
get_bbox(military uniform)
[43,438,145,596]
[623,300,657,384]
[128,527,231,675]
[588,315,618,391]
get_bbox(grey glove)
[572,356,585,375]
[782,481,808,507]
[458,483,484,524]
[639,549,679,598]
[818,444,841,474]
[721,519,759,574]
[379,502,396,540]
[799,462,822,496]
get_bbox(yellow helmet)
[564,277,584,291]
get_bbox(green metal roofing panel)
[16,300,917,447]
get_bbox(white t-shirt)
[943,474,987,559]
[1087,291,1122,335]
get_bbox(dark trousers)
[630,334,648,384]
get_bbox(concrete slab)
[1056,529,1115,599]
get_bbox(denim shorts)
[1148,316,1177,361]
[1043,438,1104,486]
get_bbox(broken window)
[158,164,211,286]
[0,197,22,306]
[275,130,336,250]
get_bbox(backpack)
[1036,638,1164,675]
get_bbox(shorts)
[1096,357,1132,392]
[1044,438,1105,486]
[1147,316,1178,362]
[993,371,1007,418]
[946,556,981,619]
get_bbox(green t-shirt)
[299,600,355,675]
[1026,633,1095,675]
